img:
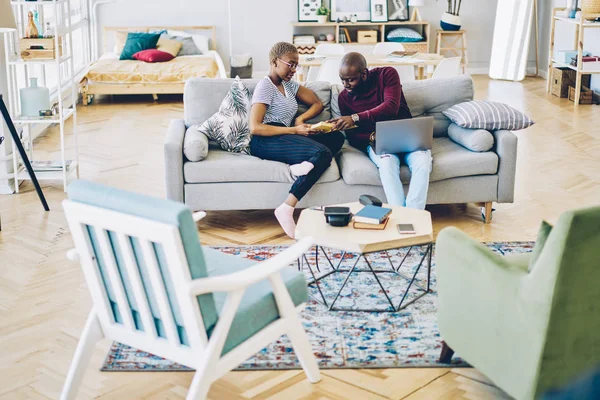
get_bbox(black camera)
[324,206,353,227]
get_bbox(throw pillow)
[184,126,209,161]
[113,29,148,54]
[156,36,183,57]
[120,32,161,60]
[447,123,494,152]
[442,100,535,131]
[167,30,211,53]
[386,28,424,43]
[169,36,202,56]
[196,78,252,154]
[133,49,175,63]
[529,221,553,271]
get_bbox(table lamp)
[0,0,50,211]
[409,0,425,21]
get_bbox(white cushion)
[196,77,252,154]
[447,123,494,152]
[184,126,209,161]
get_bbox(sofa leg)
[152,93,158,101]
[438,341,455,364]
[483,202,493,224]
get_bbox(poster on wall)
[388,0,409,21]
[330,0,371,22]
[298,0,321,22]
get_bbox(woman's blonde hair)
[269,42,298,65]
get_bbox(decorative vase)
[566,0,578,18]
[317,15,328,24]
[25,11,39,38]
[440,12,461,31]
[20,78,50,117]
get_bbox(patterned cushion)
[442,100,535,131]
[196,78,252,154]
[386,28,423,43]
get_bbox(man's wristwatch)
[351,113,359,124]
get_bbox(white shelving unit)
[4,0,79,192]
[546,7,600,107]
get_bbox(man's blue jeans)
[367,146,433,209]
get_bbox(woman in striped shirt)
[249,42,344,238]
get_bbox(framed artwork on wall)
[298,0,321,22]
[370,0,388,22]
[388,0,409,21]
[330,0,371,22]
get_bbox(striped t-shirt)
[252,77,300,127]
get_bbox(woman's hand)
[294,117,305,126]
[295,124,316,136]
[329,116,355,131]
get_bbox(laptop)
[375,116,434,154]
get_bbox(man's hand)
[294,117,305,126]
[329,116,355,131]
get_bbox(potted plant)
[438,0,463,31]
[316,2,329,24]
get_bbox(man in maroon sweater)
[329,53,432,209]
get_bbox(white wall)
[97,0,539,76]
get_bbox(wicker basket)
[581,0,600,14]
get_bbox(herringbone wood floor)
[1,76,599,399]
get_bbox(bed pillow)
[386,28,423,43]
[443,100,535,131]
[156,36,183,57]
[196,77,252,154]
[119,32,161,60]
[167,29,210,53]
[133,49,174,63]
[169,36,202,56]
[447,123,494,152]
[113,29,148,54]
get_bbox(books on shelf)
[353,217,389,230]
[31,160,73,171]
[354,205,392,225]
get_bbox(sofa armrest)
[493,130,518,203]
[164,119,186,203]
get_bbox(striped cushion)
[442,100,535,131]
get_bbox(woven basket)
[581,0,600,14]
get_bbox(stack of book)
[352,205,392,230]
[387,50,418,58]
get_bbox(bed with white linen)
[81,26,227,104]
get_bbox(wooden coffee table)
[295,202,434,312]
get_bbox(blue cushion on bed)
[120,32,161,60]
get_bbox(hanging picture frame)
[370,0,388,22]
[388,0,409,21]
[298,0,321,22]
[330,0,371,22]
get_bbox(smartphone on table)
[397,224,416,234]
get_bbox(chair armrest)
[492,130,518,203]
[187,237,313,295]
[164,119,186,203]
[192,211,207,222]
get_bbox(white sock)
[290,161,314,177]
[274,203,296,239]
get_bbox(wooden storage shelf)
[20,37,63,60]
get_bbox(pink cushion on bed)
[132,49,175,63]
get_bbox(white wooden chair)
[315,57,343,85]
[372,42,415,82]
[431,57,463,79]
[306,43,345,82]
[60,180,320,400]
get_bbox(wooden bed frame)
[81,26,226,104]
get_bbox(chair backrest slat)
[139,239,181,347]
[115,232,158,339]
[93,226,136,331]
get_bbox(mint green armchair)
[435,206,600,400]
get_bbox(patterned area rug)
[102,242,534,371]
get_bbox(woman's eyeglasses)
[277,58,299,70]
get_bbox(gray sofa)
[165,75,517,221]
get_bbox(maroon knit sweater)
[338,67,412,151]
